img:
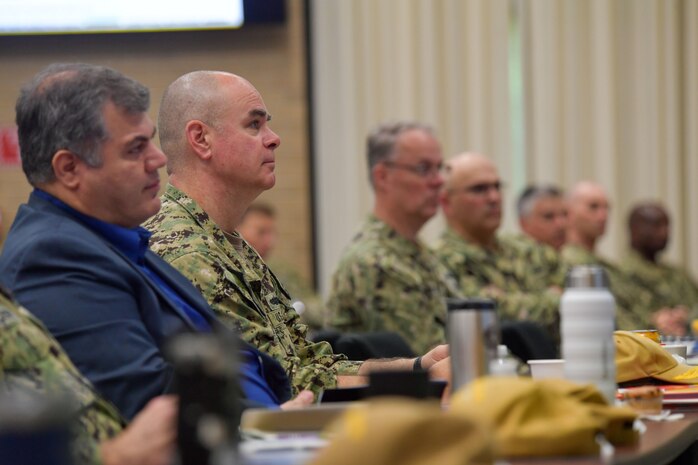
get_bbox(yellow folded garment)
[450,377,638,457]
[309,399,493,465]
[615,330,698,384]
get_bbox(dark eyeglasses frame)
[449,181,505,196]
[382,160,444,178]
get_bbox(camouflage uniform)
[0,287,124,465]
[325,215,456,355]
[144,185,361,397]
[561,243,651,330]
[434,229,564,339]
[269,260,325,330]
[618,249,698,327]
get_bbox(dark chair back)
[500,321,558,362]
[308,329,342,352]
[334,331,416,361]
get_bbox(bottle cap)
[497,345,509,358]
[565,265,609,289]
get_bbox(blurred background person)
[517,184,568,251]
[436,153,564,342]
[326,121,456,355]
[562,181,610,265]
[238,203,277,260]
[619,202,698,336]
[562,181,652,330]
[238,202,325,329]
[0,285,177,465]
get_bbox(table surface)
[241,407,698,465]
[510,410,698,465]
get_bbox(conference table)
[512,410,698,465]
[241,404,698,465]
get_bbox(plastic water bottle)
[560,265,616,403]
[489,344,519,376]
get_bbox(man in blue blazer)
[0,63,301,420]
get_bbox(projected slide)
[0,0,244,34]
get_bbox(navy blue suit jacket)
[0,193,290,419]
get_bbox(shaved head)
[443,152,496,191]
[158,70,254,173]
[156,69,280,232]
[440,152,502,246]
[567,181,610,248]
[569,181,607,204]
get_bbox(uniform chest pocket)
[265,307,296,356]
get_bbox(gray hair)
[15,63,150,185]
[517,184,564,219]
[366,121,434,186]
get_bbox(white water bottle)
[560,265,616,403]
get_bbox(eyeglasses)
[450,181,504,196]
[383,160,444,178]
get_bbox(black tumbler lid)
[446,297,496,311]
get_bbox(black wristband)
[413,356,423,371]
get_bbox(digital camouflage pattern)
[325,215,457,355]
[144,185,360,397]
[434,229,564,340]
[561,243,652,330]
[0,287,124,465]
[268,260,325,331]
[618,249,698,327]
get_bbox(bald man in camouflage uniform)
[435,153,564,340]
[562,243,648,330]
[561,182,651,330]
[619,203,698,335]
[147,187,361,396]
[147,73,450,397]
[0,286,177,465]
[237,203,326,330]
[326,122,457,355]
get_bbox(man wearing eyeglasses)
[326,122,459,355]
[435,153,564,341]
[517,184,568,251]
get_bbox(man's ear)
[185,120,213,160]
[51,150,83,189]
[372,163,389,192]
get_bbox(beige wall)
[0,0,314,283]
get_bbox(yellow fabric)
[615,330,698,384]
[450,377,637,458]
[310,399,493,465]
